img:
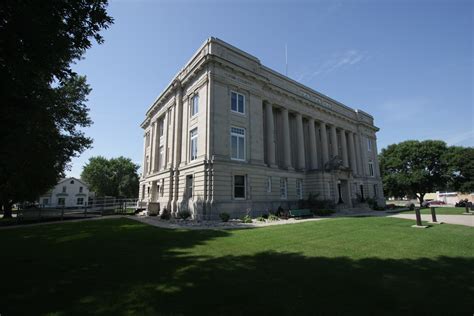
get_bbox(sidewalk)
[389,214,474,227]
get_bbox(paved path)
[389,214,474,227]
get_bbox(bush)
[255,216,266,222]
[219,212,230,222]
[178,210,191,220]
[160,208,171,220]
[267,214,279,221]
[298,193,336,214]
[262,213,269,219]
[241,215,252,223]
[312,209,335,216]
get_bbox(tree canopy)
[0,0,113,217]
[444,146,474,193]
[81,157,140,198]
[379,140,449,206]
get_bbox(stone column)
[308,118,318,169]
[357,133,367,176]
[173,82,183,212]
[148,122,155,174]
[330,125,338,158]
[142,134,147,177]
[320,122,329,166]
[340,129,349,167]
[264,102,276,167]
[281,108,292,169]
[373,139,380,177]
[295,113,305,170]
[152,120,160,172]
[348,131,357,173]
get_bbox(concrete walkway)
[389,214,474,227]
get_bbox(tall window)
[266,177,272,193]
[234,175,246,199]
[231,91,245,114]
[159,118,164,137]
[159,146,164,169]
[296,179,303,199]
[190,128,198,161]
[230,127,245,161]
[280,178,287,199]
[368,161,374,177]
[191,94,199,117]
[186,175,193,198]
[77,197,84,205]
[79,186,83,193]
[62,186,66,193]
[367,138,372,152]
[58,198,65,206]
[373,184,377,197]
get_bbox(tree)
[443,146,474,193]
[0,1,113,217]
[379,140,448,207]
[81,157,140,198]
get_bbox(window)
[159,118,164,137]
[190,128,198,161]
[231,91,245,114]
[62,186,66,193]
[373,184,377,198]
[186,175,193,198]
[159,146,164,169]
[145,132,150,147]
[368,161,375,177]
[142,185,146,199]
[367,138,372,152]
[230,127,245,161]
[190,94,199,117]
[58,198,65,206]
[70,180,74,184]
[266,177,272,193]
[296,179,303,199]
[77,197,84,205]
[234,175,246,199]
[43,198,49,205]
[79,186,83,193]
[280,178,288,199]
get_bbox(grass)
[1,217,473,315]
[399,206,471,215]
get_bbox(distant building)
[436,191,474,205]
[38,177,92,208]
[139,38,384,219]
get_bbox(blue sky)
[68,0,473,177]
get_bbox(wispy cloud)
[445,130,474,146]
[296,50,370,82]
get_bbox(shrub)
[241,215,252,223]
[219,212,230,222]
[160,208,171,220]
[299,193,336,214]
[267,214,279,221]
[178,210,191,220]
[262,213,269,219]
[255,216,266,222]
[312,209,335,216]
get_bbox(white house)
[38,177,92,208]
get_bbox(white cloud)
[296,49,370,82]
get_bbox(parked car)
[426,200,446,206]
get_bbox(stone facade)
[139,37,385,219]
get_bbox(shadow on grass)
[1,218,473,315]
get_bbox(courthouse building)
[139,38,384,218]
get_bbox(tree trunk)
[416,193,425,208]
[2,201,13,218]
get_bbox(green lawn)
[400,206,471,215]
[1,217,473,315]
